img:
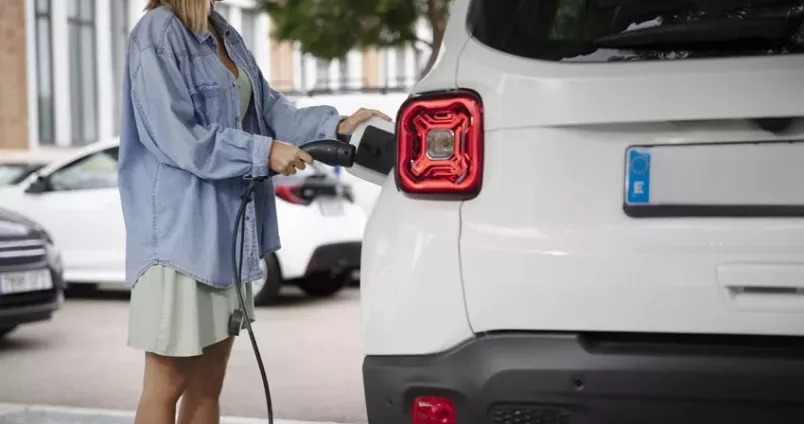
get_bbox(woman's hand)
[337,108,392,135]
[269,140,313,176]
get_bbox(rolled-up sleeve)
[129,43,272,180]
[258,70,343,146]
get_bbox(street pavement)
[0,287,366,424]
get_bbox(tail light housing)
[412,396,456,424]
[396,90,484,199]
[274,184,312,205]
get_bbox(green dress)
[127,66,257,357]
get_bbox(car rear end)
[362,1,804,423]
[274,164,366,282]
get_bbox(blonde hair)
[145,0,211,33]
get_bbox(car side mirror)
[25,175,49,194]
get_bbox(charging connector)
[230,139,356,424]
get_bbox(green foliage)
[261,0,447,61]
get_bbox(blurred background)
[0,0,449,422]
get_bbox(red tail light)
[274,184,309,205]
[396,90,484,198]
[412,396,456,424]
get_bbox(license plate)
[0,269,53,295]
[318,199,345,216]
[624,141,804,217]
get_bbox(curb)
[0,403,356,424]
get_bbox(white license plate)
[0,269,53,295]
[318,199,345,216]
[625,141,804,208]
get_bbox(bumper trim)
[0,292,62,327]
[304,241,361,276]
[363,332,804,424]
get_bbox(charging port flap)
[348,117,396,186]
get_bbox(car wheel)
[253,254,282,306]
[297,272,347,298]
[0,326,17,340]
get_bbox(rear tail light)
[274,184,311,205]
[396,90,483,198]
[412,396,456,424]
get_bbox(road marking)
[0,403,359,424]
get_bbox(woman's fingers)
[298,150,314,164]
[355,108,392,122]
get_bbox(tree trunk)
[420,0,449,78]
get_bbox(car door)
[18,147,125,284]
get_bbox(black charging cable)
[227,139,356,424]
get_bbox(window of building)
[111,0,129,135]
[35,0,55,145]
[68,0,98,145]
[315,59,330,88]
[395,46,406,85]
[241,8,258,52]
[339,58,349,87]
[216,3,232,21]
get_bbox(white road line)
[0,403,358,424]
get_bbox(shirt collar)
[192,9,231,44]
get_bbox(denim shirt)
[118,7,342,288]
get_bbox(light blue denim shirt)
[118,6,342,288]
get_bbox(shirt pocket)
[190,83,232,128]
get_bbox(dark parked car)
[0,207,65,340]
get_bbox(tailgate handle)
[718,264,804,312]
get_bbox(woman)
[118,1,391,423]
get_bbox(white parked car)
[355,1,804,423]
[0,138,366,304]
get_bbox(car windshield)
[467,0,804,62]
[0,164,42,186]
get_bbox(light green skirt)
[127,265,255,357]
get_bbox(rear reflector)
[396,90,484,198]
[412,396,456,424]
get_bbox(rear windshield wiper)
[595,17,795,49]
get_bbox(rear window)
[467,0,804,62]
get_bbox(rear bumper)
[363,332,804,424]
[305,241,361,276]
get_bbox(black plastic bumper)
[363,332,804,424]
[305,241,361,275]
[0,288,62,328]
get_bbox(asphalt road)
[0,287,366,423]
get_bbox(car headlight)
[28,225,52,244]
[44,242,63,268]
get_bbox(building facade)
[0,0,429,155]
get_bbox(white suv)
[355,1,804,423]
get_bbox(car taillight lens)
[274,184,310,205]
[396,90,483,198]
[412,396,456,424]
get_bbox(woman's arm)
[129,43,272,180]
[258,69,344,147]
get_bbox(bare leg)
[177,337,236,424]
[134,352,194,424]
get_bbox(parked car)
[356,0,804,423]
[0,138,366,305]
[0,207,64,340]
[0,159,47,187]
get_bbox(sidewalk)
[0,404,354,424]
